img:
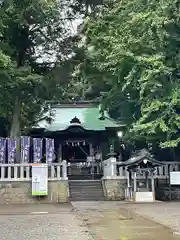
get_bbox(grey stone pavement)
[0,204,93,240]
[72,201,180,232]
[0,201,180,239]
[124,201,180,233]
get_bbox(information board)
[135,192,154,202]
[32,164,48,196]
[170,171,180,185]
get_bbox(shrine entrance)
[30,102,123,180]
[58,135,104,180]
[62,140,103,180]
[62,141,90,163]
[124,149,163,202]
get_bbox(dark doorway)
[62,142,90,163]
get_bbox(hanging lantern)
[83,141,86,146]
[77,142,80,146]
[72,142,74,146]
[121,144,125,150]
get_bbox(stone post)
[62,160,67,179]
[58,144,62,162]
[106,152,117,177]
[133,172,137,193]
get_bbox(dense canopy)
[75,0,180,150]
[0,0,180,159]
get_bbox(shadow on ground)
[76,207,180,240]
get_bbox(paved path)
[123,202,180,232]
[72,201,180,232]
[1,202,180,239]
[72,201,180,240]
[0,204,92,240]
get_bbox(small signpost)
[32,164,48,196]
[169,171,180,201]
[170,171,180,185]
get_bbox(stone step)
[70,191,104,194]
[69,190,104,194]
[70,188,103,191]
[68,175,103,180]
[69,189,104,193]
[69,186,102,189]
[69,194,104,198]
[69,197,105,201]
[69,180,102,184]
[69,180,104,201]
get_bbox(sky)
[36,0,84,64]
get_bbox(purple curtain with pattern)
[21,136,30,163]
[46,138,55,164]
[7,138,16,164]
[33,138,42,163]
[0,138,6,163]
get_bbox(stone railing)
[0,161,67,181]
[67,161,101,176]
[103,157,180,179]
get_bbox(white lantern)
[117,131,123,138]
[143,159,148,164]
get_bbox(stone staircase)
[69,180,105,201]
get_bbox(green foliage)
[77,0,180,148]
[0,51,10,68]
[0,0,83,135]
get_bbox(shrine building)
[29,101,125,179]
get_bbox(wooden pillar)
[146,171,149,189]
[127,170,130,200]
[58,144,62,162]
[134,171,137,196]
[127,170,130,188]
[151,175,155,201]
[89,143,94,156]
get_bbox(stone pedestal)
[102,177,126,200]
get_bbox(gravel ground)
[72,201,180,240]
[123,202,180,232]
[0,204,93,240]
[1,201,180,240]
[72,200,180,233]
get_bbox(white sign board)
[170,171,180,185]
[135,192,154,202]
[32,164,48,196]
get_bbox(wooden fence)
[103,158,180,179]
[0,161,67,181]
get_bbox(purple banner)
[0,138,6,163]
[8,138,16,164]
[33,138,42,163]
[21,136,30,163]
[46,138,55,164]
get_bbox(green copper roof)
[36,103,122,131]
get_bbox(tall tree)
[76,0,180,150]
[0,0,83,131]
[0,0,85,161]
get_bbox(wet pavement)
[0,203,92,240]
[72,201,180,240]
[0,202,180,239]
[123,202,180,233]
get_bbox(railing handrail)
[0,161,68,181]
[0,162,66,167]
[103,159,180,165]
[103,157,180,178]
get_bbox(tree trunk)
[10,96,21,163]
